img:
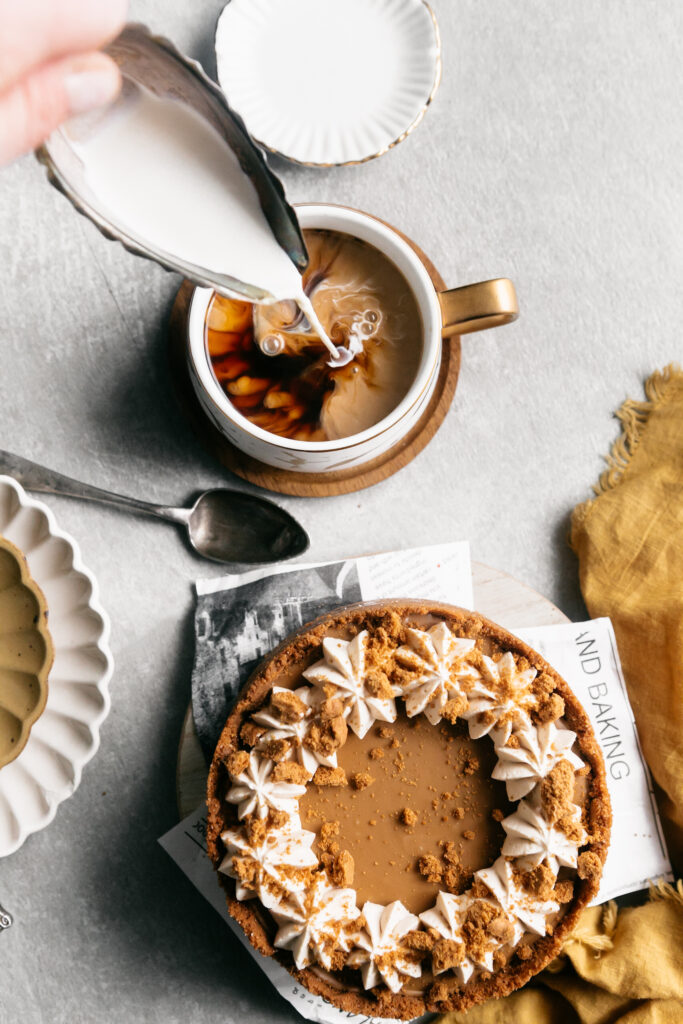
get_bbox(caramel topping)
[299,690,515,913]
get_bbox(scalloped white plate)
[215,0,441,166]
[0,477,112,857]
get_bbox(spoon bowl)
[187,489,308,563]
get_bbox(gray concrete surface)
[1,1,681,1021]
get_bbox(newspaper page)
[515,618,673,902]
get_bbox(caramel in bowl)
[0,536,53,770]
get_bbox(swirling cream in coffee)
[205,229,423,441]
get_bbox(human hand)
[0,0,127,166]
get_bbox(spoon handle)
[0,902,12,930]
[0,450,188,525]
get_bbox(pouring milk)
[68,85,343,362]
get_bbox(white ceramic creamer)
[68,85,337,356]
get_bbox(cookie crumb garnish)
[432,938,465,972]
[271,762,310,784]
[400,807,418,826]
[239,721,265,747]
[313,766,347,787]
[417,854,443,883]
[226,750,249,777]
[577,851,602,881]
[350,771,373,790]
[270,689,308,723]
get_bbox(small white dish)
[215,0,441,166]
[0,476,113,857]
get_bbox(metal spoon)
[0,451,308,566]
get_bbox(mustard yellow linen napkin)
[437,366,683,1024]
[570,365,683,867]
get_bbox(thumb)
[0,51,121,167]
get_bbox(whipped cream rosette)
[303,631,396,738]
[207,601,611,1020]
[419,891,492,982]
[393,622,479,724]
[225,750,307,820]
[271,873,360,970]
[347,901,421,992]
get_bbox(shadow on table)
[550,508,587,622]
[86,605,294,1022]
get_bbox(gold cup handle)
[439,278,518,337]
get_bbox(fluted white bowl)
[0,477,112,857]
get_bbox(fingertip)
[0,52,122,167]
[64,52,122,117]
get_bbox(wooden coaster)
[176,562,570,817]
[167,228,461,498]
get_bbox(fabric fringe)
[648,877,683,906]
[546,882,682,975]
[570,364,683,538]
[545,901,618,972]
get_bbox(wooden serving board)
[167,220,461,498]
[176,562,570,818]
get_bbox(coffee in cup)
[205,228,423,442]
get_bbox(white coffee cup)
[186,204,517,473]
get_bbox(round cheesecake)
[206,601,611,1019]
